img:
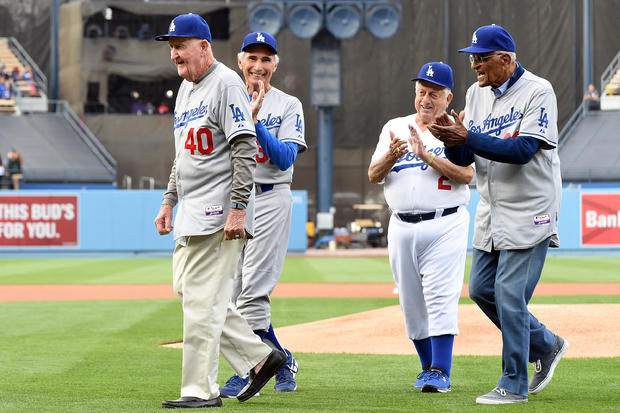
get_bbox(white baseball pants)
[388,207,469,340]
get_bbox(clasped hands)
[387,109,467,162]
[427,109,468,147]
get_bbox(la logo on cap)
[170,21,176,32]
[426,65,434,77]
[472,32,478,44]
[256,33,265,42]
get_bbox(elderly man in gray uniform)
[153,14,286,408]
[429,24,568,405]
[220,31,306,398]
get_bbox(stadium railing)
[7,37,48,97]
[48,100,117,179]
[558,100,587,150]
[600,50,620,96]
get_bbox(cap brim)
[154,34,210,41]
[410,77,451,89]
[458,45,497,53]
[241,43,277,54]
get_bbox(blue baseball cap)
[241,31,277,54]
[154,14,212,42]
[410,62,454,89]
[458,24,515,54]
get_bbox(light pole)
[247,0,402,231]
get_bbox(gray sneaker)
[528,334,569,394]
[476,387,528,404]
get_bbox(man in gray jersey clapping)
[429,24,567,405]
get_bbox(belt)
[257,184,274,193]
[397,206,459,223]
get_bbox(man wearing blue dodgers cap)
[428,24,566,404]
[369,62,474,393]
[219,31,307,398]
[153,14,286,408]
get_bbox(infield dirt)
[2,282,617,358]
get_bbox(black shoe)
[528,334,569,394]
[237,349,287,402]
[161,396,222,408]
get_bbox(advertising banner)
[581,193,620,246]
[0,195,79,247]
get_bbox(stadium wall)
[0,188,618,253]
[0,190,308,253]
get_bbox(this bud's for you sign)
[0,195,78,247]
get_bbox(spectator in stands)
[22,65,35,82]
[0,76,12,100]
[157,101,170,114]
[131,99,145,115]
[7,77,17,98]
[583,83,600,110]
[145,101,155,115]
[0,153,4,179]
[11,66,20,82]
[137,23,153,40]
[7,148,23,190]
[0,62,8,78]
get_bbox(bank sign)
[581,193,620,246]
[0,195,79,247]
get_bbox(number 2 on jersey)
[184,127,214,155]
[438,176,452,190]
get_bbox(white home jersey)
[372,114,471,213]
[254,87,306,184]
[464,69,562,251]
[172,61,256,240]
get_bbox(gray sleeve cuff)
[230,134,257,206]
[162,159,178,207]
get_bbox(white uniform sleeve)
[518,89,558,149]
[371,121,392,163]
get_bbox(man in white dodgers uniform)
[153,14,286,408]
[368,62,473,393]
[429,25,567,404]
[220,31,307,397]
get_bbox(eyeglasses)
[469,53,504,64]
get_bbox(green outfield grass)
[0,298,618,412]
[1,255,619,284]
[0,256,619,412]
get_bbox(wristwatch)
[231,202,246,210]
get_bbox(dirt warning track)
[1,282,619,302]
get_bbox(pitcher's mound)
[162,304,619,357]
[272,304,619,358]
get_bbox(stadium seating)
[0,37,116,188]
[0,38,47,107]
[604,69,620,96]
[599,51,620,111]
[0,98,16,113]
[0,113,116,185]
[0,42,25,75]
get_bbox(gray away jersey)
[254,87,306,184]
[464,69,562,251]
[171,61,256,240]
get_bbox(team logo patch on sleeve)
[534,214,550,225]
[205,204,224,216]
